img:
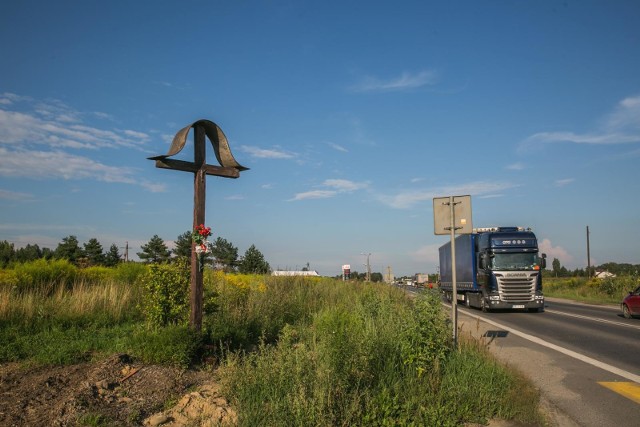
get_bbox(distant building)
[594,270,616,279]
[272,270,320,277]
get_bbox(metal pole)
[586,226,591,279]
[449,196,458,348]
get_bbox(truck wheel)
[623,304,632,319]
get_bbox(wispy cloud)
[350,70,438,92]
[507,162,525,171]
[289,190,337,201]
[225,194,245,200]
[327,142,348,152]
[521,94,640,150]
[0,147,165,192]
[554,178,575,187]
[0,98,149,150]
[0,94,169,192]
[0,188,33,201]
[377,181,518,209]
[289,178,369,202]
[240,145,296,159]
[323,179,369,192]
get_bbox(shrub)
[137,261,189,327]
[11,259,77,292]
[113,262,147,285]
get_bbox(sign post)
[433,195,472,348]
[149,119,248,331]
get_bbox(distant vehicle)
[622,286,640,319]
[438,226,546,312]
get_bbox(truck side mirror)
[540,253,547,269]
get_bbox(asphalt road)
[444,295,640,427]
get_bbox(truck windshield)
[491,253,539,271]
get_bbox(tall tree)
[238,244,271,274]
[55,235,84,264]
[104,243,121,267]
[137,235,171,264]
[84,238,105,266]
[0,240,15,267]
[211,237,238,272]
[173,231,193,259]
[15,244,42,262]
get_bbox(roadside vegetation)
[0,257,546,426]
[543,275,639,305]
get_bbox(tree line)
[0,232,271,275]
[546,257,640,278]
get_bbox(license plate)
[512,305,525,309]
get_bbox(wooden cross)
[148,119,248,331]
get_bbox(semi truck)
[438,227,546,312]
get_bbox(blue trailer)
[438,227,546,312]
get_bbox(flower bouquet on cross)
[192,224,213,271]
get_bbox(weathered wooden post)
[148,120,248,331]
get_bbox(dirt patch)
[0,354,235,426]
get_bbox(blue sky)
[1,1,639,276]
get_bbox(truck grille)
[495,272,537,303]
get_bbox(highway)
[442,294,640,426]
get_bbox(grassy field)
[543,275,639,305]
[0,259,546,426]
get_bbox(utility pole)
[361,252,371,281]
[586,226,591,279]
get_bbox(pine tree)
[0,240,15,267]
[238,244,270,274]
[84,238,105,266]
[138,235,171,264]
[55,235,84,264]
[173,231,193,259]
[104,244,121,267]
[211,237,238,272]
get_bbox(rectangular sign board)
[433,195,473,235]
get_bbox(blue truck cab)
[439,227,546,312]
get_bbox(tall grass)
[215,281,543,426]
[0,264,544,424]
[544,276,639,304]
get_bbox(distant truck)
[438,227,546,312]
[414,273,430,287]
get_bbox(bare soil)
[0,354,236,426]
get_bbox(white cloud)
[0,147,165,192]
[538,238,573,266]
[0,188,33,201]
[507,162,525,170]
[0,102,149,150]
[554,178,575,187]
[377,181,518,209]
[323,179,368,192]
[290,178,369,202]
[289,190,337,201]
[351,70,438,92]
[225,195,245,200]
[521,94,640,150]
[240,145,295,159]
[327,142,348,152]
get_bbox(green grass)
[543,275,639,305]
[0,262,546,425]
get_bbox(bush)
[11,259,77,292]
[137,261,189,327]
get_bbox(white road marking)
[544,309,640,330]
[456,308,640,384]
